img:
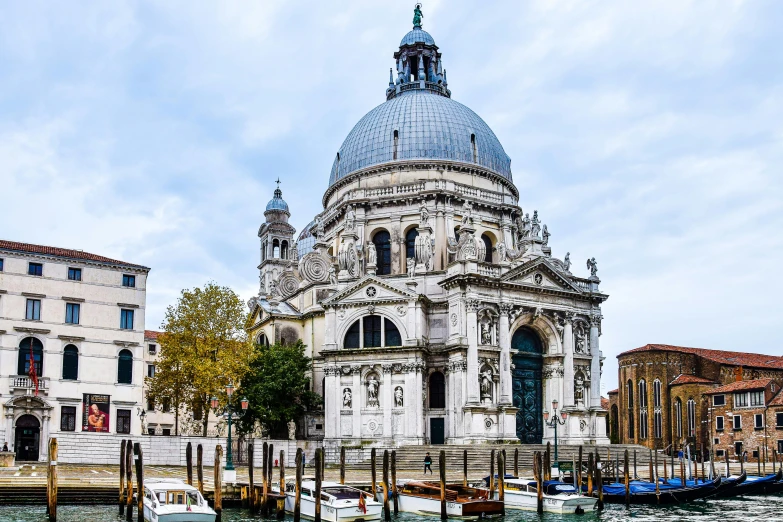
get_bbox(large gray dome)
[329,90,512,186]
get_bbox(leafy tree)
[237,340,322,439]
[146,282,252,436]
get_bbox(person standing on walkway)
[424,452,433,475]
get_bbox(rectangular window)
[733,415,742,431]
[162,399,171,412]
[713,394,725,406]
[716,449,725,457]
[60,406,76,432]
[147,427,156,436]
[654,411,662,438]
[147,398,155,411]
[122,274,136,288]
[755,414,764,429]
[0,258,4,271]
[735,393,748,408]
[120,309,134,330]
[28,262,43,276]
[65,303,80,324]
[67,267,82,281]
[777,412,783,428]
[779,440,783,455]
[117,409,131,434]
[148,344,157,355]
[716,416,724,431]
[714,437,720,445]
[26,299,41,321]
[162,428,171,436]
[750,391,764,406]
[147,364,155,378]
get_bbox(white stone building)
[247,8,609,447]
[0,241,149,460]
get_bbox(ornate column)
[415,362,424,439]
[352,366,361,439]
[563,314,575,407]
[466,299,480,404]
[590,316,602,408]
[382,364,393,439]
[5,409,14,448]
[498,303,513,404]
[324,366,338,439]
[323,306,337,351]
[435,206,445,270]
[41,411,50,461]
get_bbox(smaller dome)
[265,188,289,213]
[400,27,435,47]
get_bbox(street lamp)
[211,380,249,482]
[543,399,568,471]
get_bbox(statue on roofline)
[413,4,423,28]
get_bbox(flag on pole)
[358,493,367,514]
[28,338,39,396]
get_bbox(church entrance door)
[14,415,40,461]
[511,328,543,444]
[430,418,445,445]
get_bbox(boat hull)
[497,490,597,514]
[396,493,504,518]
[284,493,382,522]
[143,504,216,522]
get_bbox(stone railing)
[10,376,49,394]
[477,263,500,278]
[454,182,504,203]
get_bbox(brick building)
[609,344,783,461]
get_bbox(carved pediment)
[322,276,418,306]
[500,258,583,293]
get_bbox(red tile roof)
[607,389,619,395]
[621,344,783,371]
[601,397,610,410]
[703,378,773,395]
[669,374,716,386]
[0,240,149,270]
[144,330,162,340]
[768,390,783,407]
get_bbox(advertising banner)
[82,394,110,432]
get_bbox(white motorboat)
[496,478,597,514]
[395,481,504,518]
[142,479,217,522]
[277,480,382,522]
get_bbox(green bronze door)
[511,327,544,444]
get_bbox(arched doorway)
[14,415,40,461]
[511,327,544,444]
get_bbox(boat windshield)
[151,490,201,506]
[322,487,363,500]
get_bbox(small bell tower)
[258,180,296,295]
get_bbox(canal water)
[1,497,783,522]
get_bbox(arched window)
[481,234,493,263]
[405,228,418,261]
[393,130,399,160]
[429,372,446,409]
[638,380,648,439]
[610,404,619,443]
[687,398,696,438]
[256,333,269,347]
[261,241,267,261]
[117,349,133,384]
[626,379,635,439]
[653,379,662,439]
[17,337,43,376]
[343,317,402,348]
[373,230,392,275]
[62,345,79,380]
[471,133,477,162]
[674,398,683,438]
[281,241,289,260]
[273,239,280,258]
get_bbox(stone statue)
[407,258,416,278]
[345,204,356,232]
[574,374,585,405]
[497,242,507,262]
[521,213,531,237]
[480,369,493,403]
[564,252,571,272]
[461,200,473,226]
[413,4,423,28]
[367,375,380,408]
[586,257,598,278]
[328,266,337,285]
[542,224,550,246]
[247,296,259,311]
[394,386,404,407]
[287,420,296,440]
[268,279,278,296]
[314,217,325,241]
[480,322,492,345]
[420,204,430,227]
[343,388,352,408]
[531,211,541,238]
[367,241,377,266]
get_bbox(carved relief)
[299,251,330,283]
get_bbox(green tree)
[237,340,321,439]
[146,282,252,436]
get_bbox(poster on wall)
[82,394,110,432]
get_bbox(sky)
[2,1,782,391]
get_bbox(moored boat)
[142,479,216,522]
[600,475,721,504]
[711,469,782,498]
[395,481,504,518]
[279,480,382,522]
[495,478,597,514]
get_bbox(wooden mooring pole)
[595,451,604,510]
[134,443,144,522]
[268,443,274,495]
[578,446,583,489]
[587,452,594,497]
[125,439,133,522]
[119,439,126,516]
[186,442,193,486]
[648,449,653,481]
[514,448,519,478]
[214,445,223,522]
[498,451,505,514]
[278,450,285,520]
[624,449,630,508]
[663,447,668,482]
[633,449,637,479]
[47,437,58,522]
[315,448,322,522]
[463,449,468,487]
[340,446,346,485]
[247,442,254,511]
[725,447,730,477]
[489,449,495,496]
[758,446,762,477]
[439,450,447,521]
[391,450,399,515]
[535,451,543,514]
[197,444,204,494]
[382,450,391,522]
[371,448,377,499]
[294,448,302,522]
[545,442,552,481]
[262,442,269,517]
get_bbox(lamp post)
[211,381,249,482]
[543,400,568,470]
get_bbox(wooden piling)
[439,450,447,521]
[680,454,685,488]
[578,445,583,489]
[725,447,730,477]
[125,439,133,522]
[133,443,144,522]
[315,448,322,522]
[773,449,777,474]
[758,446,762,477]
[391,450,399,515]
[119,439,126,515]
[633,449,637,479]
[340,446,346,485]
[371,448,377,499]
[663,447,668,482]
[535,452,543,514]
[214,445,223,522]
[382,450,391,522]
[654,449,659,486]
[498,451,505,508]
[595,451,604,510]
[514,448,519,478]
[262,442,269,516]
[489,449,495,496]
[762,445,766,475]
[47,437,57,522]
[648,449,653,482]
[197,444,204,494]
[186,442,193,486]
[268,443,274,489]
[546,441,552,481]
[587,452,594,496]
[463,449,468,487]
[278,450,286,520]
[671,445,676,480]
[247,443,254,511]
[294,448,302,522]
[624,449,630,508]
